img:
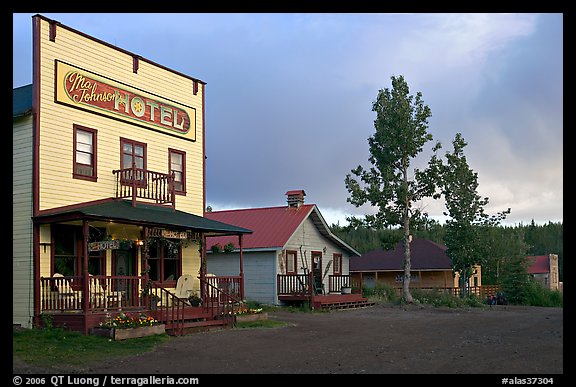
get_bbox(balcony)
[112,165,175,209]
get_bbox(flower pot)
[341,287,352,294]
[113,324,165,341]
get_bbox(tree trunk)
[460,270,468,298]
[402,212,413,303]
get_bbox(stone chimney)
[286,190,306,208]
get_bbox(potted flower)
[96,312,165,340]
[188,294,202,307]
[341,283,352,294]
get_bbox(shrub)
[363,283,399,303]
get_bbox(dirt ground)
[13,303,563,375]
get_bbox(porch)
[40,274,244,336]
[277,273,374,309]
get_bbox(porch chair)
[173,274,195,305]
[89,274,123,310]
[53,273,82,309]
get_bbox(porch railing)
[40,275,145,312]
[112,164,175,208]
[277,273,313,296]
[327,274,362,293]
[205,275,242,300]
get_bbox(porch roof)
[33,199,253,236]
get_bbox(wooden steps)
[165,318,232,335]
[311,293,377,310]
[320,299,376,310]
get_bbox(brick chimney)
[286,190,306,208]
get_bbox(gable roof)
[527,255,550,274]
[13,84,33,118]
[350,238,452,271]
[204,204,360,256]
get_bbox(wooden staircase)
[311,293,376,310]
[150,279,239,336]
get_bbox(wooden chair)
[53,273,82,309]
[173,274,195,305]
[89,274,123,310]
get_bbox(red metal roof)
[527,255,550,274]
[350,238,452,271]
[204,204,315,250]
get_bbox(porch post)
[200,234,206,299]
[239,234,244,300]
[32,223,41,328]
[82,220,89,335]
[142,226,149,307]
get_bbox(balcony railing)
[112,164,175,208]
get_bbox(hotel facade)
[13,14,251,335]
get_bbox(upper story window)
[120,138,147,183]
[169,148,186,194]
[73,125,97,181]
[121,138,146,170]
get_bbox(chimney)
[286,190,306,208]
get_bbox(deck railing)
[327,274,361,293]
[277,273,313,295]
[112,164,175,208]
[40,275,145,312]
[205,275,242,300]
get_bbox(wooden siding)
[13,116,34,328]
[36,17,204,215]
[284,216,351,292]
[207,251,278,305]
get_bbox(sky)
[12,13,563,227]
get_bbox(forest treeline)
[330,220,563,283]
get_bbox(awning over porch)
[33,199,253,236]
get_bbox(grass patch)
[13,327,170,367]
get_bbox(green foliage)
[519,280,563,307]
[498,254,532,305]
[432,133,512,296]
[362,283,400,303]
[39,313,54,329]
[211,243,222,253]
[331,222,562,285]
[410,288,484,308]
[344,75,438,303]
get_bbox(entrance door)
[113,248,135,305]
[312,252,323,294]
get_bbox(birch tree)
[345,75,438,303]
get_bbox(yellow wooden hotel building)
[13,14,252,335]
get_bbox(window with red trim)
[169,148,186,194]
[286,250,298,274]
[73,125,97,181]
[333,253,342,275]
[120,138,147,185]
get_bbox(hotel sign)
[55,61,196,141]
[89,240,120,251]
[149,227,199,240]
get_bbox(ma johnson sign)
[55,60,197,141]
